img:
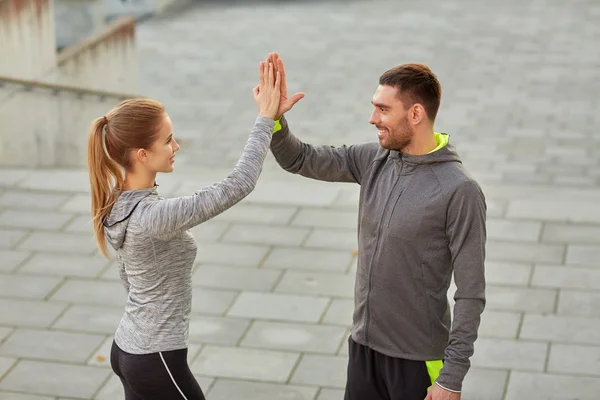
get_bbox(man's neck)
[401,129,437,156]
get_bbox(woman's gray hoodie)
[103,117,274,354]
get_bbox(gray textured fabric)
[270,116,486,392]
[104,116,275,354]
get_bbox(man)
[262,52,486,400]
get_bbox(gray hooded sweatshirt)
[103,116,274,354]
[270,116,486,392]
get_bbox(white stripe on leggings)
[159,352,189,400]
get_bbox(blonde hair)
[87,98,166,257]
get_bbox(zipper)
[364,157,404,343]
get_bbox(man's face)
[369,85,413,151]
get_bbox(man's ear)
[409,104,427,125]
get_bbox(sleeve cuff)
[274,118,282,133]
[435,382,461,393]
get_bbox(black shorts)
[110,340,206,400]
[344,337,442,400]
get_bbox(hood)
[104,186,156,250]
[386,133,461,171]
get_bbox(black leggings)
[110,340,206,400]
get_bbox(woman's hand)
[253,61,281,120]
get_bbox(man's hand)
[266,52,304,119]
[425,384,461,400]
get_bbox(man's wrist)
[435,381,461,393]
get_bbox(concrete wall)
[0,0,57,79]
[0,0,140,167]
[0,76,135,167]
[55,17,138,94]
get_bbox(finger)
[290,92,305,105]
[278,58,288,94]
[259,62,265,86]
[253,85,259,96]
[275,71,281,93]
[268,62,274,86]
[262,61,269,87]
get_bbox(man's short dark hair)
[379,64,442,122]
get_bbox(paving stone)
[316,388,346,400]
[548,343,600,376]
[507,199,600,223]
[557,290,600,317]
[49,279,126,307]
[486,219,541,242]
[263,248,353,272]
[0,392,54,400]
[62,215,93,233]
[485,241,564,264]
[191,288,238,316]
[505,371,600,400]
[275,271,354,298]
[532,265,600,290]
[0,170,32,187]
[291,209,358,229]
[0,251,30,272]
[486,286,556,313]
[16,171,89,193]
[86,336,113,368]
[241,321,347,354]
[0,274,62,300]
[0,357,16,378]
[0,210,72,231]
[214,203,298,225]
[0,329,104,363]
[189,220,230,241]
[470,338,547,371]
[0,229,28,249]
[222,224,310,247]
[542,223,600,244]
[98,263,120,281]
[0,360,110,398]
[59,194,91,214]
[485,261,532,286]
[52,304,123,334]
[17,253,108,278]
[478,311,521,339]
[244,180,341,207]
[322,299,354,326]
[520,314,600,345]
[228,292,329,323]
[195,242,270,267]
[566,245,600,266]
[461,368,508,400]
[0,299,67,328]
[17,232,96,254]
[0,327,12,343]
[207,379,317,400]
[290,354,348,388]
[192,264,282,291]
[303,229,357,251]
[191,345,299,382]
[0,191,69,210]
[188,315,250,345]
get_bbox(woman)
[87,62,281,399]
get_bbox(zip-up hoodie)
[103,116,274,354]
[270,116,486,392]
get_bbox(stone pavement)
[1,0,600,398]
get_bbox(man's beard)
[382,116,413,152]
